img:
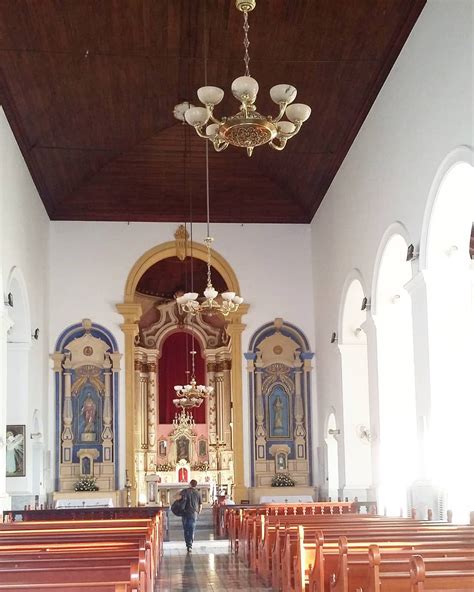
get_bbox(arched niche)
[245,318,314,501]
[372,227,417,515]
[5,267,32,504]
[51,319,121,494]
[338,272,372,500]
[117,228,249,503]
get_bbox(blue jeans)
[182,513,197,547]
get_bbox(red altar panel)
[158,331,206,424]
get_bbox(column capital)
[116,303,143,324]
[404,270,429,296]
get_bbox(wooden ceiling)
[0,0,426,224]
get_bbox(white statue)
[6,430,24,475]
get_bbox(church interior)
[0,0,473,590]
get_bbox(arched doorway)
[339,274,372,500]
[373,228,417,515]
[422,159,474,522]
[117,229,249,503]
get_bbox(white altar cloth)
[259,495,314,503]
[55,498,113,509]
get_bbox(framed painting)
[198,438,207,457]
[159,440,168,456]
[6,425,26,477]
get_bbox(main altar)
[143,410,233,506]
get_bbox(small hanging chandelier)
[173,346,213,410]
[176,141,244,317]
[182,0,311,156]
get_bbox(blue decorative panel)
[268,386,290,438]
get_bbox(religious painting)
[6,425,25,477]
[176,436,190,462]
[198,438,207,457]
[159,440,167,456]
[268,387,290,438]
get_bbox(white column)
[0,308,13,512]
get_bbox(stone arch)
[117,237,248,503]
[6,266,31,344]
[420,145,474,270]
[337,271,372,500]
[372,225,417,514]
[371,222,412,317]
[123,240,241,303]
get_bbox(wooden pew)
[328,537,474,592]
[0,514,162,591]
[363,546,474,591]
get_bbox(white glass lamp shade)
[174,386,183,391]
[197,86,224,106]
[204,286,218,300]
[185,292,199,301]
[231,76,259,103]
[270,84,297,105]
[221,291,236,301]
[277,121,297,135]
[285,103,311,123]
[206,123,220,137]
[176,295,188,305]
[233,295,244,305]
[184,106,210,127]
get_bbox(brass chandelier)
[173,344,213,410]
[183,0,311,157]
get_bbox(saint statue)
[81,396,96,433]
[273,395,284,430]
[6,430,24,476]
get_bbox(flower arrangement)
[191,461,209,471]
[271,473,296,487]
[155,462,175,472]
[74,476,99,492]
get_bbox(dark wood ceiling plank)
[0,0,427,223]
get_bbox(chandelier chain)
[243,11,250,76]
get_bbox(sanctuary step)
[166,508,218,542]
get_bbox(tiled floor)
[155,542,273,591]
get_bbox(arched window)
[373,230,417,515]
[339,275,372,500]
[422,160,474,523]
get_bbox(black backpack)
[171,494,188,517]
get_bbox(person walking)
[179,479,202,552]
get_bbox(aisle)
[157,509,272,591]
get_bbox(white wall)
[49,221,316,487]
[0,108,51,510]
[310,0,473,498]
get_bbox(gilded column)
[221,358,232,450]
[61,356,74,463]
[226,304,249,502]
[206,356,217,447]
[116,303,142,504]
[146,351,158,472]
[102,357,113,463]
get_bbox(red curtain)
[158,332,206,424]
